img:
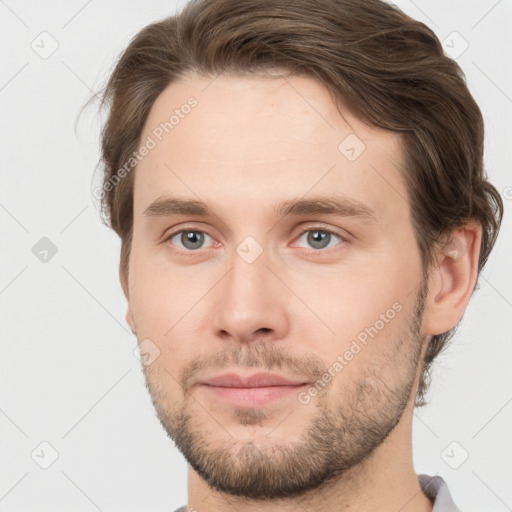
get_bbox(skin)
[121,70,481,511]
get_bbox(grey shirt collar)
[418,473,462,511]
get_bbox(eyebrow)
[274,196,375,220]
[143,195,376,221]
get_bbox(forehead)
[134,71,407,220]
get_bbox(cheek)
[128,246,222,343]
[283,253,419,373]
[128,250,180,334]
[285,258,410,334]
[129,260,204,393]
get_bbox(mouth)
[202,372,308,387]
[198,372,309,407]
[200,383,308,407]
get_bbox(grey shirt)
[172,473,461,512]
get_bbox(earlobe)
[126,307,136,335]
[119,266,136,335]
[423,222,482,335]
[119,265,129,300]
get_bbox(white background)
[1,0,511,510]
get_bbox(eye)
[167,230,215,251]
[293,228,345,250]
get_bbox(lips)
[202,372,308,388]
[199,372,309,407]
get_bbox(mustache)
[178,342,326,391]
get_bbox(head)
[91,0,503,500]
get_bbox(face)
[125,71,429,499]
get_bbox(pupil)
[182,231,204,250]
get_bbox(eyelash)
[293,227,346,251]
[163,226,347,254]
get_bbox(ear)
[119,265,136,335]
[423,221,482,336]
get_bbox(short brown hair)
[92,0,503,407]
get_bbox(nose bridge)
[231,248,274,303]
[211,243,289,342]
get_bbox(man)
[94,0,503,510]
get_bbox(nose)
[211,248,290,344]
